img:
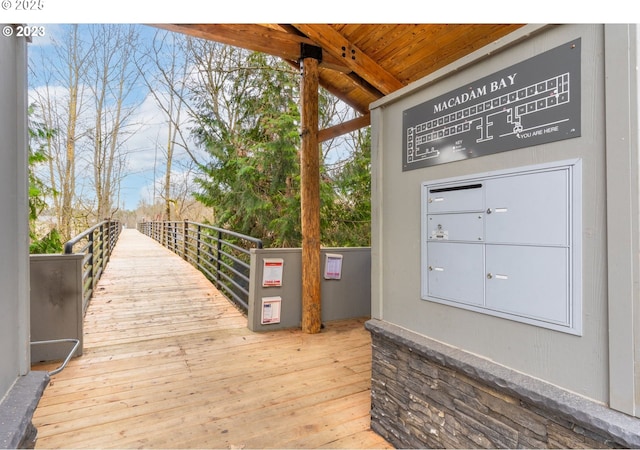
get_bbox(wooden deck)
[31,229,391,449]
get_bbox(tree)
[29,24,92,241]
[189,44,303,247]
[321,125,371,246]
[136,30,193,221]
[30,24,145,237]
[87,24,141,221]
[27,105,63,253]
[188,40,372,247]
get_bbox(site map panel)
[402,39,581,171]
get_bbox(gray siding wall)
[30,254,84,363]
[248,248,371,331]
[371,24,616,405]
[0,28,29,400]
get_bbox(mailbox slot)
[427,183,484,213]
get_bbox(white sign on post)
[262,258,284,287]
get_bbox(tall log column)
[299,48,321,334]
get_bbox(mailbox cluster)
[421,160,581,334]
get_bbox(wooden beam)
[318,114,370,143]
[153,24,350,73]
[154,24,382,115]
[292,24,405,95]
[300,55,322,334]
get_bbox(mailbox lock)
[486,208,493,214]
[486,273,493,279]
[428,266,433,271]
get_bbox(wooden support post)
[300,53,321,334]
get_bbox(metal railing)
[31,338,80,376]
[64,219,122,313]
[137,221,263,313]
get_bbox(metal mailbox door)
[484,244,570,325]
[484,169,569,246]
[426,241,484,306]
[427,213,484,242]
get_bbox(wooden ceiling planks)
[157,23,524,115]
[291,24,405,95]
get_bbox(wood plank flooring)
[31,229,391,449]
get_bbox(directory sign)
[403,39,581,171]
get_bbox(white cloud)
[28,48,208,210]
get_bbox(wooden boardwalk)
[32,229,391,449]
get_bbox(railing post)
[216,230,222,282]
[196,224,201,269]
[89,229,95,290]
[183,220,188,260]
[104,219,110,264]
[173,222,178,252]
[98,222,105,287]
[170,222,174,250]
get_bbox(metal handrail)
[64,220,122,312]
[138,221,262,313]
[31,339,80,376]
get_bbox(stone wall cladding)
[0,372,49,449]
[365,319,640,449]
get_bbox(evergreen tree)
[28,105,63,253]
[190,43,371,247]
[191,49,302,247]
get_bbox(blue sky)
[27,24,205,210]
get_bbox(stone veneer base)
[365,319,640,449]
[0,372,49,449]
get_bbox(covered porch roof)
[157,24,525,133]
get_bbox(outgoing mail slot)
[426,183,484,213]
[427,213,484,242]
